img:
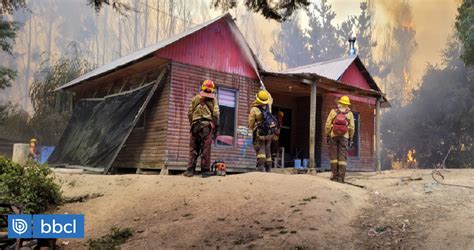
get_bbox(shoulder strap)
[258,105,268,113]
[193,97,214,117]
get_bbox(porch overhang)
[261,71,390,108]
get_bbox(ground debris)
[62,192,104,203]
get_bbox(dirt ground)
[53,169,474,249]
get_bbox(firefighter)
[271,111,284,166]
[249,89,275,172]
[184,80,220,178]
[28,138,39,162]
[325,96,355,183]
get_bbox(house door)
[272,106,292,152]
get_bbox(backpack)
[332,109,349,136]
[256,106,278,136]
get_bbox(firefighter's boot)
[338,166,346,183]
[201,169,214,178]
[330,163,338,181]
[183,167,194,177]
[256,158,265,172]
[264,161,272,173]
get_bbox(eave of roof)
[284,55,382,93]
[261,70,390,107]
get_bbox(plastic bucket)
[294,159,302,168]
[303,159,309,168]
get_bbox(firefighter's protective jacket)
[325,105,355,139]
[248,91,273,132]
[188,94,219,125]
[248,102,264,132]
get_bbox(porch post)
[375,98,381,173]
[309,81,317,173]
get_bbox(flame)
[403,69,413,104]
[407,148,417,169]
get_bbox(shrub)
[88,227,134,249]
[0,156,61,213]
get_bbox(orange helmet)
[200,80,215,98]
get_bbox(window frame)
[215,87,239,148]
[348,112,361,158]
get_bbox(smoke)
[374,0,459,96]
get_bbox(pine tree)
[0,5,22,89]
[455,0,474,65]
[307,0,344,62]
[270,15,312,69]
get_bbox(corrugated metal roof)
[283,55,357,81]
[57,13,261,91]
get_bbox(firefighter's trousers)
[188,122,213,172]
[329,136,348,182]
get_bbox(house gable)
[156,17,258,79]
[340,62,372,90]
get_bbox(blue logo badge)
[8,214,32,238]
[8,214,84,239]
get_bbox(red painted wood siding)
[338,62,376,105]
[165,61,260,170]
[340,63,371,90]
[321,95,375,172]
[156,18,258,79]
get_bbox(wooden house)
[50,14,388,174]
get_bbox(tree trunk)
[118,16,122,57]
[24,14,32,109]
[155,0,160,42]
[47,3,53,62]
[95,14,100,65]
[143,0,148,47]
[168,0,174,37]
[102,7,108,65]
[134,0,140,50]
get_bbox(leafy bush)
[0,156,61,213]
[88,227,134,249]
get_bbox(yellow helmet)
[30,138,37,143]
[200,79,216,98]
[338,95,351,106]
[201,79,215,93]
[256,90,270,105]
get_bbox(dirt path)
[53,169,474,249]
[55,172,367,249]
[346,169,474,249]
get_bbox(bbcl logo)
[8,214,84,239]
[12,218,29,235]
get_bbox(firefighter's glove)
[326,137,330,144]
[348,140,354,148]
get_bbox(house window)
[216,88,237,146]
[348,112,360,157]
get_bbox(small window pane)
[218,89,236,108]
[216,89,236,146]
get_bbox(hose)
[431,169,474,189]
